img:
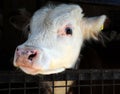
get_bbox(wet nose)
[15,47,38,67]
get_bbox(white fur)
[13,4,106,75]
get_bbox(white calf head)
[13,4,106,75]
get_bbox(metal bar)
[24,77,26,94]
[8,82,11,94]
[0,69,120,83]
[77,0,120,6]
[113,80,115,94]
[50,0,120,6]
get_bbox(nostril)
[16,48,20,56]
[28,52,37,61]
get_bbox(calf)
[13,4,106,94]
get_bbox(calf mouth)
[19,66,41,75]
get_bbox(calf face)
[13,4,106,75]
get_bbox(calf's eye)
[65,27,72,35]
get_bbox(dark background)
[0,0,120,71]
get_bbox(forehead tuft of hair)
[30,4,83,32]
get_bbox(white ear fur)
[81,15,107,40]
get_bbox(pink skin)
[58,23,73,37]
[15,47,38,68]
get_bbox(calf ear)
[81,15,107,40]
[9,8,31,31]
